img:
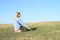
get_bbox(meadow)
[0,21,60,40]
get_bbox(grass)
[0,21,60,40]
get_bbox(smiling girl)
[14,12,31,32]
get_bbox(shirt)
[14,18,28,30]
[14,18,24,30]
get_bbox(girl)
[14,12,31,32]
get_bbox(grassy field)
[0,21,60,40]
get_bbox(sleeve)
[18,19,30,29]
[18,19,27,26]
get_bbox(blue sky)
[0,0,60,24]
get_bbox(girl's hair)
[14,12,21,21]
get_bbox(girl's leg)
[22,23,31,29]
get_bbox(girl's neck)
[17,17,20,18]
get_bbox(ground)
[0,21,60,40]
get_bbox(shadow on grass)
[26,28,37,31]
[20,26,37,32]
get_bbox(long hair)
[14,12,21,21]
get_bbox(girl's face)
[18,14,21,18]
[16,12,21,18]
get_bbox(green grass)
[0,21,60,40]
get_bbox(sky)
[0,0,60,24]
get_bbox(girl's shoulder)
[17,18,22,20]
[17,18,20,19]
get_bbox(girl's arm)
[18,19,30,29]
